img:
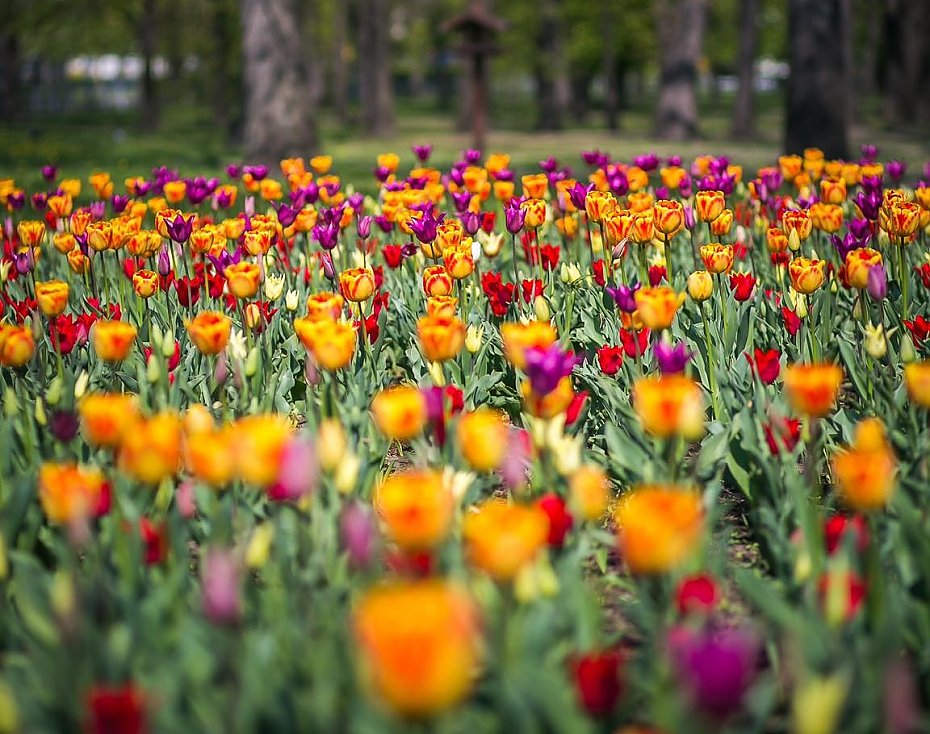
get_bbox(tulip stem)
[897,239,910,321]
[700,301,721,420]
[664,234,674,286]
[511,233,520,304]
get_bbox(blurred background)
[0,0,928,189]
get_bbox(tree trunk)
[784,0,850,158]
[0,25,22,122]
[241,0,318,164]
[357,0,394,137]
[139,0,159,132]
[534,0,569,130]
[331,0,349,124]
[654,0,707,140]
[602,2,619,131]
[730,0,758,138]
[209,0,237,137]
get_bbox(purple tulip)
[605,283,640,313]
[157,246,172,276]
[215,188,235,209]
[669,625,759,720]
[886,160,906,181]
[451,190,473,213]
[463,148,482,165]
[567,181,594,211]
[861,144,878,162]
[581,150,608,167]
[49,409,79,442]
[495,169,514,182]
[384,180,405,193]
[202,549,241,625]
[654,340,693,374]
[166,213,195,244]
[274,433,317,501]
[347,192,364,211]
[273,202,298,228]
[31,192,47,211]
[448,167,465,187]
[374,215,393,233]
[409,209,443,244]
[679,176,694,199]
[855,189,882,221]
[15,249,34,275]
[226,164,241,179]
[459,210,480,236]
[243,164,268,180]
[8,191,25,210]
[41,165,57,182]
[608,170,629,197]
[374,165,391,182]
[400,243,419,258]
[341,501,378,568]
[684,204,696,230]
[867,264,887,302]
[412,144,433,162]
[524,344,581,396]
[634,153,660,172]
[214,354,230,386]
[302,181,320,204]
[848,218,872,240]
[110,194,130,214]
[504,201,526,234]
[667,155,682,167]
[356,215,372,239]
[539,155,558,173]
[655,186,670,200]
[312,222,340,251]
[321,253,336,281]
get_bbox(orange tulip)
[132,269,160,299]
[709,208,734,237]
[79,394,139,447]
[418,315,465,363]
[819,178,847,205]
[118,411,182,484]
[38,462,107,524]
[695,190,726,223]
[293,318,357,371]
[886,201,921,239]
[375,469,454,549]
[782,210,812,241]
[16,220,46,248]
[766,227,788,254]
[443,245,474,280]
[584,191,616,223]
[426,296,458,320]
[634,287,684,330]
[501,320,557,370]
[92,320,137,362]
[833,418,896,511]
[602,210,633,246]
[660,166,687,190]
[234,414,291,487]
[521,173,548,199]
[809,202,844,234]
[783,363,844,417]
[629,212,655,244]
[0,325,34,367]
[47,193,73,219]
[163,180,187,203]
[615,485,703,574]
[653,199,684,236]
[52,232,76,254]
[521,376,575,419]
[903,362,930,409]
[700,243,734,274]
[67,248,90,274]
[457,408,509,472]
[371,386,427,440]
[844,248,882,290]
[463,499,549,581]
[627,191,654,213]
[35,279,69,317]
[423,265,454,297]
[183,428,235,487]
[306,292,344,321]
[788,257,826,294]
[187,311,232,355]
[340,267,376,302]
[632,374,705,440]
[353,580,481,717]
[521,197,547,229]
[225,261,262,299]
[778,154,803,181]
[569,465,609,521]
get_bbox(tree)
[533,0,570,130]
[730,0,759,138]
[240,0,318,163]
[357,0,394,137]
[653,0,707,140]
[784,0,850,159]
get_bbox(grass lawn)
[1,93,927,193]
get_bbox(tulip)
[616,485,703,574]
[340,501,378,568]
[463,499,549,580]
[457,408,509,472]
[224,261,262,299]
[418,315,465,363]
[371,386,427,440]
[866,264,887,301]
[833,418,896,511]
[294,318,356,371]
[274,432,318,501]
[783,363,843,417]
[339,266,376,302]
[524,343,580,396]
[375,469,453,550]
[845,248,882,290]
[634,286,685,331]
[306,292,345,321]
[35,280,69,318]
[789,258,826,294]
[91,321,137,362]
[201,549,241,625]
[132,269,159,298]
[654,340,692,374]
[687,270,714,302]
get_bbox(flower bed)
[1,148,929,732]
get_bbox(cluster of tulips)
[1,144,930,733]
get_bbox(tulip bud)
[687,270,713,302]
[245,523,275,569]
[3,388,17,418]
[317,418,347,472]
[214,355,230,385]
[147,356,161,383]
[46,376,62,406]
[465,324,484,353]
[334,451,360,494]
[867,265,887,302]
[534,296,550,321]
[796,296,808,320]
[340,501,377,568]
[50,570,75,621]
[0,260,11,283]
[864,323,886,359]
[34,397,46,426]
[427,360,445,386]
[245,346,260,377]
[788,229,801,252]
[263,273,285,301]
[157,246,172,276]
[161,331,176,358]
[285,289,299,312]
[901,333,917,364]
[791,674,847,734]
[0,683,15,734]
[74,370,89,400]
